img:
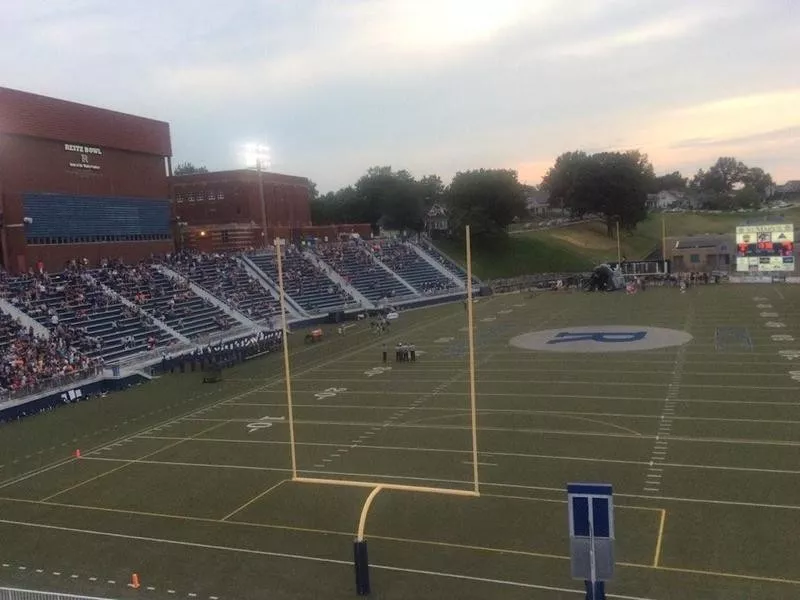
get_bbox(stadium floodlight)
[241,143,271,246]
[243,143,271,170]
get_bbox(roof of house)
[672,234,734,250]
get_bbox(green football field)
[1,284,799,600]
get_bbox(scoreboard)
[736,224,795,272]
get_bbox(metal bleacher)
[314,241,410,303]
[96,264,236,340]
[416,239,480,288]
[6,271,171,363]
[368,240,457,295]
[167,254,281,323]
[248,248,356,313]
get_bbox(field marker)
[462,461,498,467]
[653,510,667,567]
[221,479,288,521]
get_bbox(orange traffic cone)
[74,449,81,458]
[130,573,140,589]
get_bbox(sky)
[2,0,799,192]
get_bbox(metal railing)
[0,366,104,404]
[0,587,114,600]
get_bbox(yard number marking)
[246,416,285,434]
[757,304,773,309]
[314,387,348,400]
[364,366,392,378]
[498,309,513,314]
[772,335,795,342]
[789,371,800,383]
[760,312,779,318]
[481,317,497,322]
[765,322,786,328]
[753,297,768,301]
[779,350,800,361]
[434,337,454,343]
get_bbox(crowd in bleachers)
[0,239,477,400]
[314,240,410,302]
[367,240,457,295]
[165,251,280,322]
[248,245,355,313]
[0,310,102,398]
[95,259,236,338]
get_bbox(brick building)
[171,169,314,252]
[0,86,173,273]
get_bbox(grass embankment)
[437,207,800,279]
[433,236,593,279]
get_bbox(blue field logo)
[547,331,647,345]
[510,326,691,353]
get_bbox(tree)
[540,151,591,214]
[355,166,426,233]
[653,171,687,191]
[307,179,319,201]
[732,186,762,210]
[742,167,774,197]
[446,169,525,239]
[691,157,747,194]
[542,150,653,235]
[417,174,445,210]
[691,157,774,208]
[173,162,208,175]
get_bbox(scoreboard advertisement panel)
[736,224,795,272]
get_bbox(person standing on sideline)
[382,343,387,364]
[410,343,416,362]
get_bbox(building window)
[690,254,700,264]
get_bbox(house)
[425,203,449,236]
[526,191,565,217]
[666,234,734,272]
[647,190,687,210]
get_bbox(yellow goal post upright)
[276,228,481,594]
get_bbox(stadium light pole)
[243,143,271,248]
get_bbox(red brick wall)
[0,134,168,224]
[172,170,312,232]
[0,86,171,156]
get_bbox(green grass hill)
[435,207,800,280]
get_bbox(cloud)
[1,0,798,190]
[671,126,800,149]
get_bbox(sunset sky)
[3,0,798,191]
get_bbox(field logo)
[510,325,692,353]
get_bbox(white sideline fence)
[0,588,115,600]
